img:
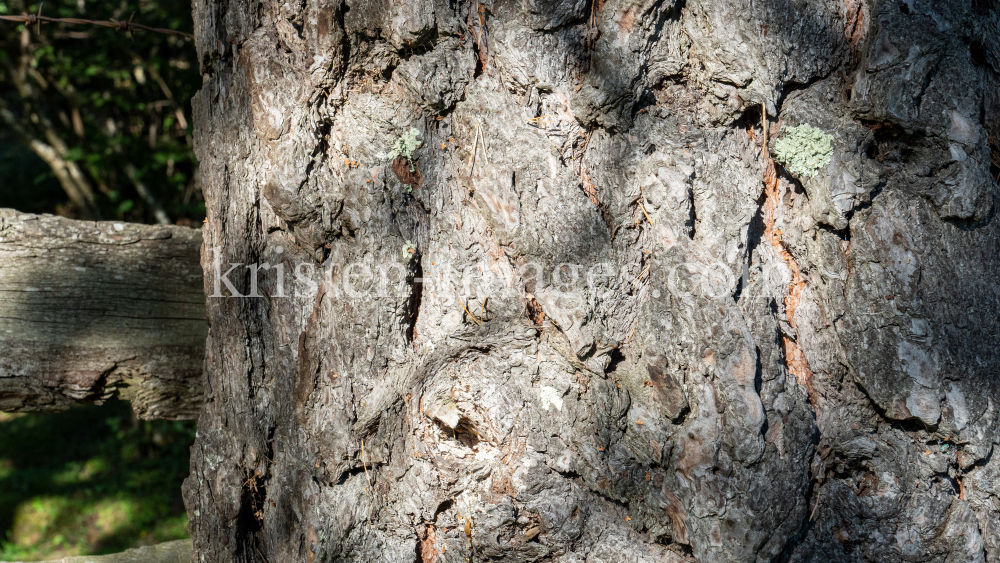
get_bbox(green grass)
[0,401,195,561]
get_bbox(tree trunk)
[184,0,1000,561]
[0,209,205,420]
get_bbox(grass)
[0,401,196,561]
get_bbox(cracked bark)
[184,0,1000,562]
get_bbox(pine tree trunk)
[183,0,1000,561]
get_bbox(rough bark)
[0,209,206,420]
[184,0,1000,561]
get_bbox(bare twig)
[459,297,482,325]
[477,122,489,166]
[360,440,375,500]
[638,199,653,226]
[466,123,480,175]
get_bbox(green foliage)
[388,127,422,165]
[0,0,202,224]
[774,124,834,178]
[0,402,195,561]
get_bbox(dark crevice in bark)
[396,34,439,61]
[753,346,764,396]
[670,403,690,426]
[433,498,454,520]
[83,362,119,402]
[941,198,997,232]
[335,465,367,486]
[685,186,697,239]
[816,222,851,242]
[666,542,694,559]
[630,90,658,121]
[297,152,320,202]
[773,68,840,119]
[551,468,582,481]
[236,468,269,563]
[843,178,884,223]
[466,1,487,79]
[336,2,351,78]
[670,0,687,20]
[961,445,994,475]
[412,533,423,563]
[914,57,942,113]
[969,39,992,71]
[776,165,806,197]
[733,260,748,302]
[861,119,940,169]
[605,347,626,376]
[850,378,937,434]
[406,253,423,344]
[743,189,768,298]
[452,417,481,448]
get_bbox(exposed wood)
[0,209,205,420]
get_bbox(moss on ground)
[0,402,195,561]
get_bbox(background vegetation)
[0,1,201,559]
[0,404,196,561]
[0,0,202,224]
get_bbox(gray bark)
[184,0,1000,562]
[0,209,206,420]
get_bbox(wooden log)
[0,209,205,420]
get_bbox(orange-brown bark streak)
[754,119,815,402]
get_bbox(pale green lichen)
[774,124,834,178]
[389,127,422,164]
[402,240,416,258]
[539,386,564,411]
